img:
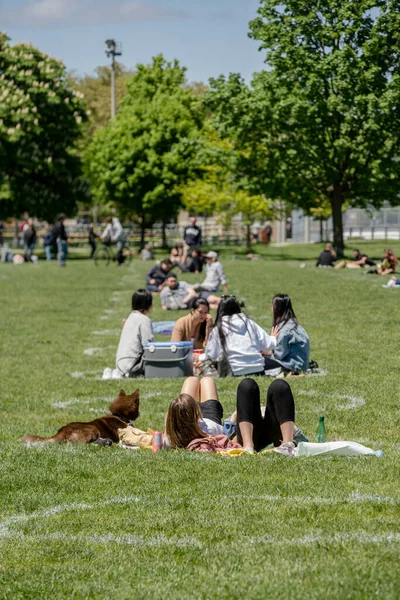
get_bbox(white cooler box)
[143,341,193,378]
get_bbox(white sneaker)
[274,441,296,456]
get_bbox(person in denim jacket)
[264,294,310,374]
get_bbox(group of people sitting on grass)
[115,289,310,380]
[145,251,228,311]
[115,289,310,455]
[316,244,398,275]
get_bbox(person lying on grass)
[164,376,303,456]
[263,294,310,375]
[335,248,376,270]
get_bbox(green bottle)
[316,416,327,443]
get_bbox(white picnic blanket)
[297,441,382,457]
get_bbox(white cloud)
[23,0,77,22]
[0,0,191,28]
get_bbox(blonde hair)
[325,242,336,258]
[165,394,207,449]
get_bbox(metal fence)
[292,205,400,244]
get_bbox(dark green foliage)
[0,33,88,220]
[85,55,203,229]
[206,1,400,252]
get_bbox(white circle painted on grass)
[0,497,201,548]
[70,370,103,379]
[91,330,120,335]
[297,390,366,410]
[83,346,115,356]
[1,495,399,549]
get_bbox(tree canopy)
[206,0,400,252]
[0,32,88,220]
[85,55,203,236]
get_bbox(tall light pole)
[105,39,122,118]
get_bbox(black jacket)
[184,225,202,247]
[146,265,169,285]
[52,222,67,241]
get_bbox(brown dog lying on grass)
[20,389,140,446]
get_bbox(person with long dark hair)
[171,297,213,349]
[115,289,154,377]
[203,296,277,377]
[264,294,310,374]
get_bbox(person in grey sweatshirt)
[264,294,310,374]
[116,290,154,377]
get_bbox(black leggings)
[263,355,290,373]
[236,378,295,451]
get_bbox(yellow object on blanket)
[217,448,255,457]
[118,427,153,448]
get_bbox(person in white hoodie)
[204,296,278,377]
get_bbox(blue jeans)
[57,239,68,266]
[146,284,159,292]
[45,245,52,261]
[24,243,35,261]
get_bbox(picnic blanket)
[152,321,176,335]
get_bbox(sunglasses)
[221,295,236,300]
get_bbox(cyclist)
[100,217,126,265]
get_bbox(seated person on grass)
[335,248,376,269]
[161,273,221,311]
[203,296,277,377]
[171,297,213,349]
[140,242,153,261]
[263,294,310,375]
[193,251,228,294]
[316,243,336,267]
[146,259,173,292]
[160,273,197,311]
[115,289,154,377]
[377,248,398,275]
[165,376,303,456]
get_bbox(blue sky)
[1,0,267,82]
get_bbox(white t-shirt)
[199,418,223,436]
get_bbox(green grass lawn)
[1,242,400,599]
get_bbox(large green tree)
[0,33,88,220]
[85,55,203,242]
[206,0,400,253]
[71,64,132,141]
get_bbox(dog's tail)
[20,434,60,443]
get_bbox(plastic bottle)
[316,416,327,443]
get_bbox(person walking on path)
[52,214,68,267]
[88,223,99,259]
[43,224,54,261]
[23,218,37,262]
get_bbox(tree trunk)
[246,224,252,253]
[330,186,344,256]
